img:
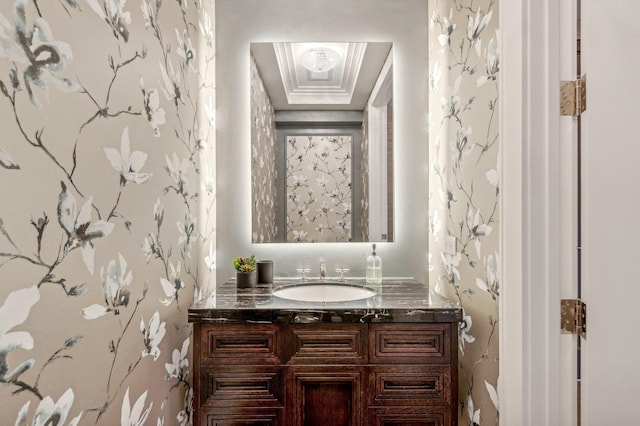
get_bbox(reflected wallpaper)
[0,0,216,424]
[429,0,500,424]
[250,53,278,243]
[360,103,370,242]
[286,135,352,243]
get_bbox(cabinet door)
[367,406,451,426]
[286,365,367,426]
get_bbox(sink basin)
[272,282,376,303]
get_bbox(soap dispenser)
[365,244,382,285]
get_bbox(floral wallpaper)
[250,53,278,244]
[0,0,216,424]
[286,135,352,242]
[360,104,370,242]
[428,0,500,424]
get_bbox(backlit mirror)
[251,42,394,243]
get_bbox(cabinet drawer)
[201,324,283,365]
[286,324,367,364]
[367,406,452,426]
[201,366,283,408]
[368,365,452,406]
[369,324,450,364]
[202,407,283,426]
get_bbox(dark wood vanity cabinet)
[367,324,456,426]
[193,321,457,426]
[193,323,285,425]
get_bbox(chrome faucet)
[319,262,326,280]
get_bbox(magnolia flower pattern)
[140,311,166,361]
[141,77,167,137]
[175,29,196,72]
[57,182,115,275]
[103,127,152,186]
[429,0,499,424]
[85,0,132,42]
[159,261,184,306]
[165,337,189,381]
[0,0,77,106]
[121,388,152,426]
[0,148,20,169]
[165,153,190,197]
[82,253,132,319]
[204,242,216,272]
[160,60,182,106]
[15,388,82,426]
[0,286,39,384]
[286,135,352,243]
[0,0,214,423]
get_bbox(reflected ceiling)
[273,42,366,105]
[251,42,392,111]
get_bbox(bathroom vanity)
[188,279,461,426]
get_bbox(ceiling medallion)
[299,47,341,73]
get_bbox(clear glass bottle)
[365,243,382,285]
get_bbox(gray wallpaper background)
[428,0,500,424]
[0,0,216,424]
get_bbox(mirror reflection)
[251,42,394,243]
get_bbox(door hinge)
[560,75,587,116]
[561,298,587,339]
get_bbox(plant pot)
[236,271,257,288]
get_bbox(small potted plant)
[233,255,257,288]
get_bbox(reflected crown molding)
[273,42,367,105]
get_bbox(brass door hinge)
[561,298,587,339]
[560,75,587,116]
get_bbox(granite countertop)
[188,278,462,324]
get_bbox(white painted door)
[580,0,640,423]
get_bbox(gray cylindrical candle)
[257,260,273,284]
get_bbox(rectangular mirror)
[251,42,394,243]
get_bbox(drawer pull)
[216,381,270,392]
[384,380,437,391]
[215,337,270,350]
[385,338,435,348]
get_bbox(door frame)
[499,0,577,424]
[367,50,393,242]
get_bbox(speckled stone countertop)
[188,279,462,324]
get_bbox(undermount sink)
[272,282,376,303]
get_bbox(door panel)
[581,0,640,423]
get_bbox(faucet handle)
[320,262,326,280]
[296,268,311,281]
[335,268,350,281]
